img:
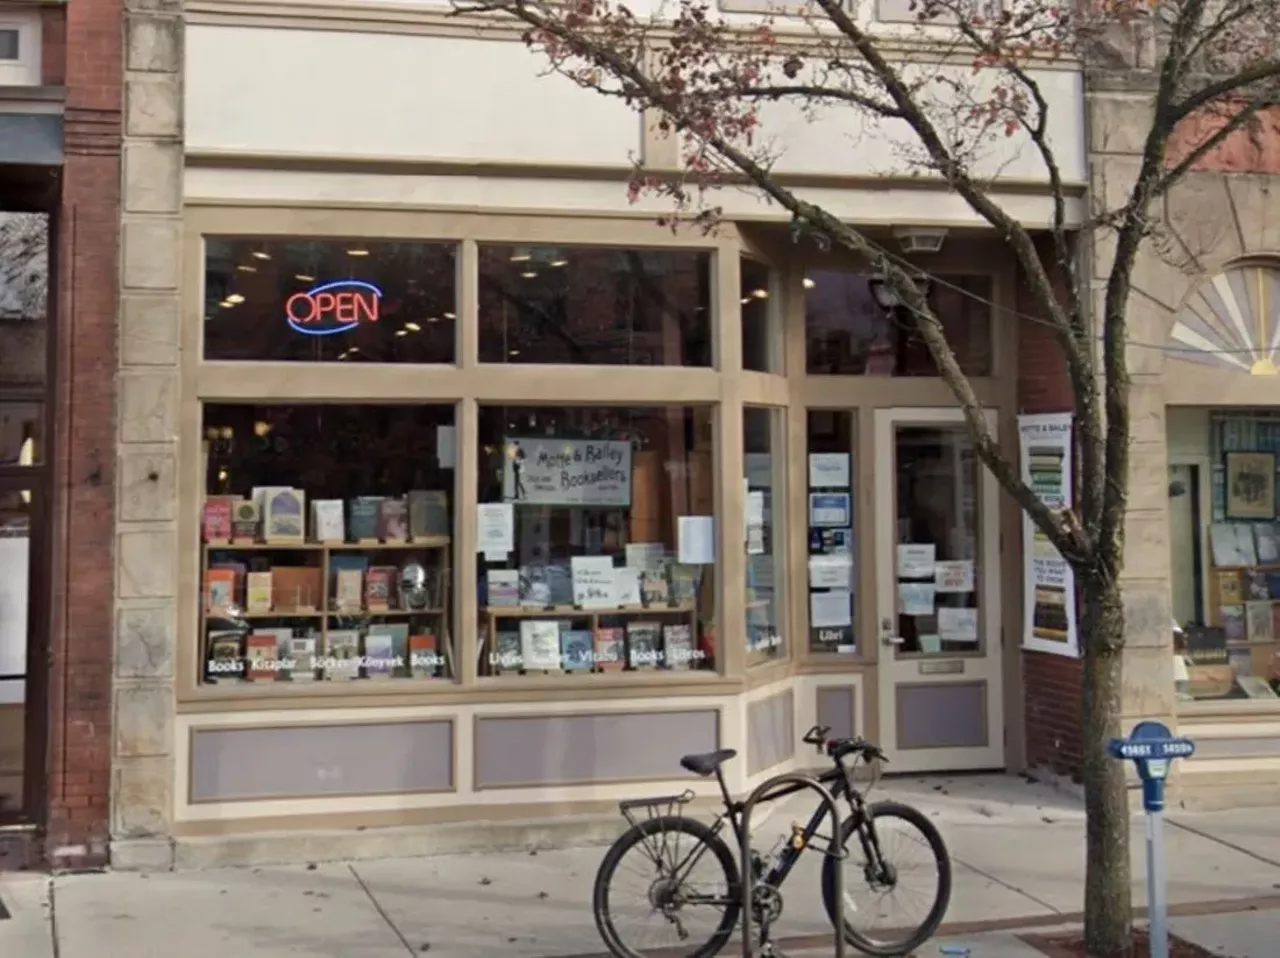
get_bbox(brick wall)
[1016,248,1084,781]
[42,0,122,867]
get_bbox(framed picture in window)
[1224,451,1277,520]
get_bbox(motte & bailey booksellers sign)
[502,437,632,506]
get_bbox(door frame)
[873,407,1004,772]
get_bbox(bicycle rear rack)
[618,789,696,830]
[739,773,846,958]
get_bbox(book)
[1255,523,1280,564]
[334,568,363,612]
[486,569,519,607]
[363,630,397,680]
[627,621,663,669]
[348,496,384,541]
[1221,604,1246,642]
[311,500,345,543]
[520,620,563,671]
[1210,522,1258,567]
[1238,676,1279,699]
[1217,570,1244,604]
[377,498,409,542]
[593,627,625,671]
[263,488,306,541]
[205,630,244,681]
[640,570,670,607]
[491,631,522,673]
[245,571,273,614]
[231,499,260,542]
[204,567,238,612]
[288,635,317,682]
[560,629,595,671]
[365,566,397,611]
[519,565,552,607]
[323,630,361,680]
[1184,625,1229,666]
[663,623,695,670]
[1246,601,1275,642]
[245,633,279,682]
[1245,570,1271,600]
[409,490,450,539]
[202,497,234,542]
[409,633,443,677]
[272,566,322,612]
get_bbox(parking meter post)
[1107,721,1195,958]
[739,773,846,958]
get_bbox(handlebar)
[802,724,889,765]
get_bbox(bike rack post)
[739,772,846,958]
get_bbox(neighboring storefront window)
[476,245,712,366]
[807,410,856,654]
[204,239,458,364]
[199,403,457,686]
[804,271,992,376]
[475,404,717,676]
[741,257,780,373]
[1170,408,1280,702]
[745,406,785,659]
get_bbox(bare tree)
[0,212,48,321]
[450,0,1280,952]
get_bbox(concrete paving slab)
[1172,911,1280,958]
[52,864,409,958]
[0,873,53,958]
[1171,809,1280,868]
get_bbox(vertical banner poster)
[1018,413,1080,657]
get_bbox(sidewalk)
[2,774,1278,957]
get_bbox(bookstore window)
[804,271,992,376]
[806,410,856,654]
[1171,409,1280,703]
[476,244,712,366]
[199,403,457,688]
[745,406,785,660]
[475,404,717,677]
[741,257,780,373]
[203,238,458,364]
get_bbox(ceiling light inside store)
[550,258,568,268]
[521,270,537,279]
[802,277,815,289]
[443,312,456,319]
[751,288,768,299]
[740,297,751,305]
[217,468,228,482]
[404,322,421,332]
[218,299,234,309]
[295,273,315,283]
[510,249,532,262]
[237,265,257,273]
[509,349,520,356]
[426,316,439,323]
[225,293,245,305]
[396,329,408,337]
[347,248,369,257]
[251,250,271,260]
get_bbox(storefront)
[1158,260,1280,808]
[166,204,1031,851]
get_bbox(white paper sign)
[808,554,852,589]
[934,560,974,594]
[938,607,978,642]
[502,436,632,506]
[436,425,456,469]
[476,502,514,555]
[571,556,616,609]
[678,516,716,564]
[899,583,936,616]
[612,566,643,606]
[808,453,850,489]
[625,542,665,572]
[1018,413,1079,657]
[896,543,937,579]
[810,589,853,628]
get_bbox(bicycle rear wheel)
[820,800,952,957]
[593,815,741,958]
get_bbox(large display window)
[806,409,856,654]
[745,406,785,660]
[1169,408,1280,703]
[204,238,458,364]
[199,403,457,687]
[475,404,718,676]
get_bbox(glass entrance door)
[874,409,1004,772]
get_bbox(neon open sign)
[285,280,383,336]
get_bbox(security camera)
[893,227,948,254]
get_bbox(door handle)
[882,635,905,646]
[880,618,902,647]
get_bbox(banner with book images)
[501,436,632,507]
[1019,413,1080,658]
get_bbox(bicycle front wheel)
[593,815,741,958]
[820,800,952,957]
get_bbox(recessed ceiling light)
[509,349,520,356]
[218,299,234,308]
[802,277,815,289]
[404,322,421,332]
[347,248,369,257]
[443,312,456,320]
[740,296,751,305]
[295,273,315,283]
[510,250,532,263]
[521,270,537,279]
[395,329,408,337]
[549,258,568,268]
[225,293,245,305]
[251,250,271,260]
[426,316,439,323]
[349,347,360,353]
[751,288,769,299]
[237,265,256,273]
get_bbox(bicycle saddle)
[680,748,737,776]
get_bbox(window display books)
[245,633,278,682]
[204,567,237,612]
[486,569,519,607]
[263,488,306,542]
[365,566,396,612]
[312,500,345,543]
[288,635,317,682]
[409,633,444,676]
[271,566,321,612]
[408,490,449,538]
[231,499,260,542]
[202,497,234,542]
[663,624,695,670]
[334,568,363,612]
[348,496,384,541]
[324,630,361,680]
[519,565,552,607]
[377,498,409,542]
[561,629,594,671]
[1246,601,1275,642]
[1210,522,1259,567]
[245,571,273,614]
[205,630,244,681]
[363,630,397,680]
[1256,523,1280,564]
[492,630,522,672]
[594,627,624,671]
[1221,604,1246,642]
[520,620,562,671]
[627,621,662,669]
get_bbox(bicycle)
[592,724,952,958]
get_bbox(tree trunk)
[1078,569,1133,956]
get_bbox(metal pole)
[1147,809,1168,958]
[739,772,845,958]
